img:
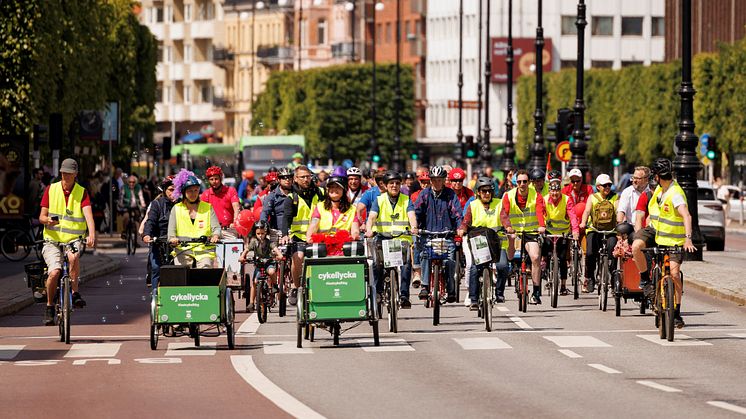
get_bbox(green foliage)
[252,63,415,165]
[517,35,746,166]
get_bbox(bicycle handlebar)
[587,226,617,234]
[415,230,453,238]
[642,246,684,255]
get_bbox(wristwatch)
[685,234,692,239]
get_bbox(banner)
[491,37,553,84]
[0,135,29,219]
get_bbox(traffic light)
[557,108,574,143]
[706,135,718,160]
[612,157,621,167]
[33,124,47,150]
[411,152,419,161]
[452,142,463,161]
[465,135,476,158]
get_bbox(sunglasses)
[516,179,529,184]
[279,176,293,180]
[600,183,612,188]
[571,179,581,184]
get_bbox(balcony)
[331,42,361,59]
[149,23,164,40]
[170,63,185,80]
[190,61,215,80]
[190,20,215,39]
[170,22,184,40]
[213,47,235,68]
[256,45,294,66]
[212,95,236,111]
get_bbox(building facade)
[140,0,227,145]
[426,0,665,163]
[665,0,746,61]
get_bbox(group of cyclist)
[39,153,695,329]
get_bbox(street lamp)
[455,0,464,166]
[528,0,546,172]
[673,0,704,260]
[481,0,492,167]
[370,1,384,167]
[568,0,590,173]
[499,0,517,174]
[475,0,484,165]
[393,0,402,171]
[345,1,356,62]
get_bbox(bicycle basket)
[425,238,449,260]
[24,262,47,302]
[467,227,501,265]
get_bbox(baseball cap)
[595,174,613,185]
[568,168,582,179]
[292,152,303,159]
[60,159,78,173]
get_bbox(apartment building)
[426,0,665,161]
[665,0,746,61]
[140,0,226,144]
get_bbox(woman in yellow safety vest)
[543,171,581,295]
[579,173,619,293]
[167,171,221,268]
[306,176,360,241]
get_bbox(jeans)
[585,232,618,281]
[469,249,510,301]
[149,245,164,290]
[372,238,412,300]
[421,239,456,295]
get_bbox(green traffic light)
[568,135,575,144]
[466,150,476,158]
[612,158,621,167]
[706,150,716,159]
[372,155,381,163]
[411,153,419,160]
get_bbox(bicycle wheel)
[655,277,666,339]
[665,276,675,342]
[1,228,32,262]
[454,249,462,303]
[482,268,493,332]
[432,265,440,326]
[126,224,134,255]
[61,276,71,344]
[150,293,159,350]
[190,324,201,347]
[225,288,236,349]
[519,268,528,313]
[550,251,559,309]
[613,271,622,317]
[296,287,304,348]
[256,281,267,324]
[388,270,398,333]
[597,256,607,311]
[572,248,581,300]
[278,264,288,317]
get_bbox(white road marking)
[263,341,313,355]
[357,338,415,352]
[544,336,612,348]
[237,313,260,335]
[0,345,25,360]
[636,380,682,393]
[558,349,583,358]
[231,355,326,419]
[637,334,712,346]
[508,317,533,329]
[64,343,121,358]
[496,306,510,312]
[453,337,512,350]
[588,363,622,374]
[165,342,217,356]
[728,333,746,338]
[707,401,746,415]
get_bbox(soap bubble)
[101,316,107,323]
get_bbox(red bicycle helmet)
[205,166,223,178]
[448,167,466,181]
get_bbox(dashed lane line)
[558,349,583,358]
[636,380,682,393]
[262,341,314,355]
[496,306,510,312]
[544,335,612,348]
[237,313,260,335]
[637,334,712,347]
[508,317,533,330]
[588,363,622,374]
[231,355,326,419]
[0,345,25,360]
[453,337,512,350]
[707,401,746,416]
[357,338,416,352]
[64,343,122,358]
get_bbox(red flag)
[546,153,552,176]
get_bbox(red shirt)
[453,186,475,210]
[40,184,91,209]
[500,189,546,229]
[562,183,593,222]
[635,190,650,228]
[200,185,239,228]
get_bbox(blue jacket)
[143,196,175,239]
[414,187,463,232]
[260,186,291,231]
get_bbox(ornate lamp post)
[393,0,402,171]
[481,0,492,167]
[345,1,356,61]
[673,0,704,261]
[475,0,484,166]
[528,0,546,171]
[568,0,590,173]
[455,0,465,166]
[499,0,516,173]
[370,1,384,166]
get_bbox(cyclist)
[279,165,325,305]
[167,170,221,268]
[346,167,368,205]
[414,166,463,303]
[288,152,304,169]
[261,167,293,231]
[119,174,146,240]
[239,220,284,312]
[409,170,430,288]
[579,174,619,293]
[39,159,96,325]
[402,172,417,195]
[448,168,474,209]
[306,175,360,240]
[365,171,418,308]
[501,169,546,304]
[617,166,651,225]
[251,171,279,222]
[237,170,258,206]
[142,175,177,289]
[529,168,548,196]
[631,158,696,328]
[458,176,510,309]
[543,171,580,295]
[200,166,240,239]
[562,168,594,222]
[357,170,387,231]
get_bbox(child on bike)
[239,221,283,312]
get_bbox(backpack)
[591,192,616,231]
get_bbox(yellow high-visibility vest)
[374,193,412,242]
[43,182,87,243]
[654,182,687,246]
[507,188,539,232]
[316,203,356,234]
[172,201,215,260]
[290,192,320,241]
[545,194,571,235]
[647,186,662,230]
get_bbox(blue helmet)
[181,175,200,194]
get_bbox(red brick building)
[665,0,746,61]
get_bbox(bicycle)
[1,217,44,262]
[124,208,142,255]
[587,226,616,312]
[644,246,683,342]
[52,239,82,344]
[418,230,453,326]
[568,238,583,300]
[545,234,569,309]
[511,231,541,313]
[454,236,464,303]
[466,227,502,332]
[368,231,410,333]
[250,256,276,324]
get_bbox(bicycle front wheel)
[572,249,581,300]
[256,281,267,324]
[482,268,493,332]
[550,251,559,309]
[60,276,71,344]
[665,276,675,342]
[388,270,399,333]
[1,228,32,262]
[432,265,440,326]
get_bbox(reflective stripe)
[375,221,409,227]
[316,203,356,235]
[509,212,536,218]
[48,213,87,223]
[46,226,87,235]
[657,231,687,239]
[291,220,310,226]
[517,221,539,227]
[656,218,684,227]
[44,183,88,243]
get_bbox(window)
[184,85,191,103]
[386,22,392,43]
[621,60,643,67]
[201,84,211,103]
[622,17,643,36]
[156,85,163,103]
[165,46,172,63]
[561,16,577,35]
[592,16,613,36]
[164,86,171,103]
[184,4,192,22]
[166,5,173,23]
[416,19,421,38]
[376,23,382,44]
[560,60,577,69]
[184,44,192,62]
[317,19,326,45]
[591,60,613,68]
[157,44,164,62]
[652,17,664,36]
[405,20,411,39]
[155,7,164,22]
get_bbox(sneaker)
[642,282,655,299]
[674,316,685,329]
[246,304,255,313]
[288,288,298,306]
[418,288,429,300]
[446,294,456,304]
[469,303,479,311]
[496,294,506,303]
[412,271,422,289]
[464,297,472,306]
[375,293,383,305]
[530,293,542,305]
[44,306,55,326]
[72,292,86,308]
[400,297,412,309]
[560,287,569,296]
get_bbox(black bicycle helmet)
[404,172,416,180]
[547,170,562,182]
[475,176,495,191]
[383,170,402,184]
[326,175,347,192]
[253,220,269,231]
[268,166,278,173]
[616,222,634,236]
[429,165,447,178]
[529,168,545,181]
[278,167,293,177]
[651,158,672,177]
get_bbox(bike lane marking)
[357,338,415,352]
[587,363,622,374]
[706,401,746,416]
[508,317,533,330]
[64,343,122,358]
[262,341,314,354]
[0,345,25,360]
[637,334,712,346]
[231,355,326,419]
[496,306,510,312]
[165,342,217,356]
[237,313,260,335]
[453,337,512,350]
[636,380,682,393]
[543,336,612,348]
[558,349,583,358]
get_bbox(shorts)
[632,227,683,264]
[291,236,308,253]
[42,240,82,272]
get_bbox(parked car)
[697,180,726,251]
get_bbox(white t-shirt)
[618,185,646,224]
[717,186,730,201]
[658,185,687,209]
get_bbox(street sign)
[555,141,571,162]
[447,100,481,109]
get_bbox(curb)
[684,276,746,307]
[0,254,122,318]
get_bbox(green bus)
[238,135,305,173]
[172,143,239,179]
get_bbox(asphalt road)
[1,247,746,419]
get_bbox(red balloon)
[236,209,254,229]
[235,223,250,237]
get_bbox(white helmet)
[346,166,362,177]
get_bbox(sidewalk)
[0,249,121,317]
[683,250,746,307]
